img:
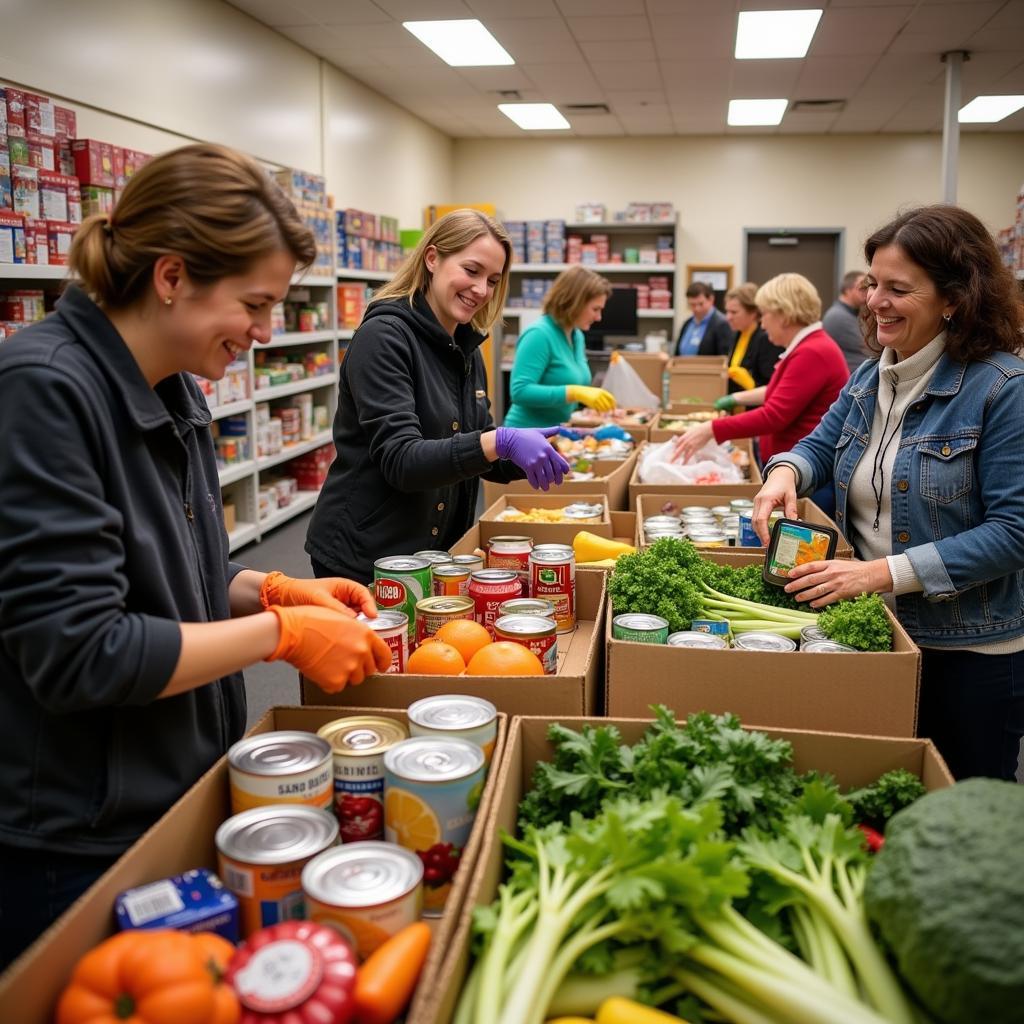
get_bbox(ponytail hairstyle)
[543,265,613,330]
[371,209,512,333]
[69,142,316,309]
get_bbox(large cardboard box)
[0,706,507,1024]
[424,715,953,1023]
[482,451,637,512]
[478,492,613,546]
[635,491,852,556]
[630,439,764,502]
[667,355,728,403]
[302,570,607,717]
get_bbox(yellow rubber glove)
[566,385,616,413]
[259,570,377,619]
[727,365,756,391]
[266,605,392,692]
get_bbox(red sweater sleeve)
[711,339,829,444]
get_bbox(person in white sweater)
[752,204,1024,781]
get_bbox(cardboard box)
[482,452,637,512]
[0,706,507,1024]
[301,570,607,717]
[635,491,853,556]
[619,351,666,401]
[478,493,613,547]
[630,439,764,504]
[424,715,953,1023]
[667,354,729,403]
[70,138,115,187]
[565,407,660,444]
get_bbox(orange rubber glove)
[266,605,392,692]
[259,570,377,619]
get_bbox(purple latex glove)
[495,426,570,491]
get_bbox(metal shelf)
[512,263,675,273]
[208,399,252,421]
[259,489,319,531]
[256,431,333,472]
[291,272,335,288]
[218,460,256,486]
[265,329,335,348]
[227,521,260,552]
[336,267,393,281]
[502,306,674,318]
[564,221,677,231]
[254,375,335,402]
[0,263,71,280]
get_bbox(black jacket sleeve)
[747,328,782,387]
[697,314,734,357]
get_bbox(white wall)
[452,134,1023,275]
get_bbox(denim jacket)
[767,350,1024,646]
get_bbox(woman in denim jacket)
[752,205,1024,781]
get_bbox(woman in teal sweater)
[504,266,616,428]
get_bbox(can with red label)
[468,569,523,637]
[494,614,558,675]
[432,563,471,597]
[414,595,476,647]
[486,535,533,584]
[356,610,408,674]
[529,544,576,633]
[373,556,431,642]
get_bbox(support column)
[940,50,969,204]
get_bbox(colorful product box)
[0,88,7,135]
[25,132,56,172]
[115,869,240,942]
[0,210,26,263]
[111,145,126,189]
[6,126,29,167]
[70,138,115,187]
[0,151,10,210]
[38,170,73,222]
[5,89,26,131]
[66,179,81,224]
[0,289,46,321]
[46,220,75,265]
[11,164,39,219]
[81,185,114,218]
[25,93,56,138]
[24,218,49,264]
[53,105,77,142]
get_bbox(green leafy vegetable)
[843,769,926,831]
[818,594,893,651]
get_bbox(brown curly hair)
[862,205,1024,362]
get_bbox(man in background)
[822,270,869,373]
[675,281,733,356]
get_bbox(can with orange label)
[228,731,333,815]
[216,805,338,937]
[431,563,471,597]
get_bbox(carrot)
[353,921,432,1024]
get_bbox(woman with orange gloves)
[0,143,390,968]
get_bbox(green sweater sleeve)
[509,322,571,408]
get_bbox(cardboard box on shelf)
[0,705,507,1024]
[424,714,952,1024]
[477,493,613,547]
[301,568,607,717]
[482,452,637,512]
[70,138,115,188]
[222,501,237,533]
[667,355,729,403]
[619,351,667,401]
[628,438,764,506]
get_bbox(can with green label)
[373,556,432,642]
[611,613,670,644]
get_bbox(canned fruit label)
[229,764,333,816]
[305,897,420,960]
[494,615,558,676]
[218,856,308,939]
[431,565,470,598]
[332,766,387,843]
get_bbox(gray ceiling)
[227,0,1024,136]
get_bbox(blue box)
[115,868,239,941]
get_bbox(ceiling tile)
[795,56,874,98]
[226,1,320,27]
[370,0,474,18]
[293,0,393,23]
[305,46,388,70]
[466,0,562,15]
[888,2,1005,52]
[960,50,1024,93]
[589,61,663,91]
[455,66,537,90]
[579,39,657,62]
[572,114,626,135]
[966,26,1024,50]
[987,1,1024,28]
[650,11,735,59]
[994,57,1024,88]
[520,63,603,95]
[367,46,449,69]
[660,60,732,91]
[809,6,914,56]
[778,111,840,133]
[731,60,802,96]
[606,90,669,107]
[275,24,348,51]
[564,15,652,42]
[621,110,675,133]
[317,22,417,47]
[485,16,576,45]
[556,0,646,14]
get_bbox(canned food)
[384,738,486,916]
[529,543,576,633]
[612,613,670,644]
[644,528,685,542]
[414,595,475,647]
[408,695,498,764]
[563,502,603,522]
[493,614,558,675]
[216,805,339,937]
[486,535,533,583]
[228,731,333,815]
[374,556,432,642]
[302,842,422,959]
[432,563,471,597]
[356,610,408,674]
[413,550,455,566]
[802,640,859,653]
[730,499,755,513]
[800,624,828,645]
[710,505,732,518]
[687,529,728,547]
[681,505,713,516]
[497,597,556,619]
[317,716,408,842]
[451,553,484,572]
[643,515,682,530]
[691,619,731,636]
[667,631,729,649]
[469,569,523,637]
[733,632,798,652]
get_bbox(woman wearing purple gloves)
[307,209,568,583]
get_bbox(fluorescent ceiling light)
[499,103,570,130]
[735,9,823,59]
[728,98,788,126]
[403,19,513,66]
[958,95,1024,123]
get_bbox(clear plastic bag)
[639,439,745,486]
[601,353,661,408]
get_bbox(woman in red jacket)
[672,273,849,513]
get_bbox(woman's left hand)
[259,571,377,618]
[784,558,893,609]
[669,422,715,463]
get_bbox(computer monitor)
[584,285,638,348]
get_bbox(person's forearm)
[229,569,268,617]
[160,613,280,698]
[735,386,766,407]
[481,430,499,462]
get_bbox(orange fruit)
[406,641,466,675]
[434,619,492,664]
[465,641,544,676]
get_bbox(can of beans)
[407,695,498,765]
[356,610,408,674]
[431,563,471,597]
[612,613,670,644]
[494,614,558,675]
[228,731,333,816]
[384,738,485,916]
[316,716,408,843]
[414,595,475,647]
[497,597,556,619]
[374,556,431,642]
[302,842,423,960]
[469,569,523,637]
[216,805,339,938]
[486,535,533,584]
[528,544,576,633]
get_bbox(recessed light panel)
[728,98,788,126]
[958,95,1024,123]
[403,19,514,67]
[498,103,570,130]
[735,9,823,59]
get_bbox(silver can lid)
[800,625,828,643]
[228,731,331,777]
[497,598,555,618]
[802,640,859,653]
[356,610,408,633]
[470,569,519,585]
[451,554,484,566]
[529,545,574,564]
[301,841,423,907]
[216,805,338,864]
[375,556,430,572]
[681,505,713,515]
[709,506,732,516]
[734,632,798,652]
[687,529,727,542]
[488,535,532,547]
[494,614,556,637]
[730,499,755,510]
[383,737,484,783]
[408,695,497,733]
[563,502,603,518]
[643,515,682,527]
[413,550,456,565]
[613,613,669,631]
[667,630,729,649]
